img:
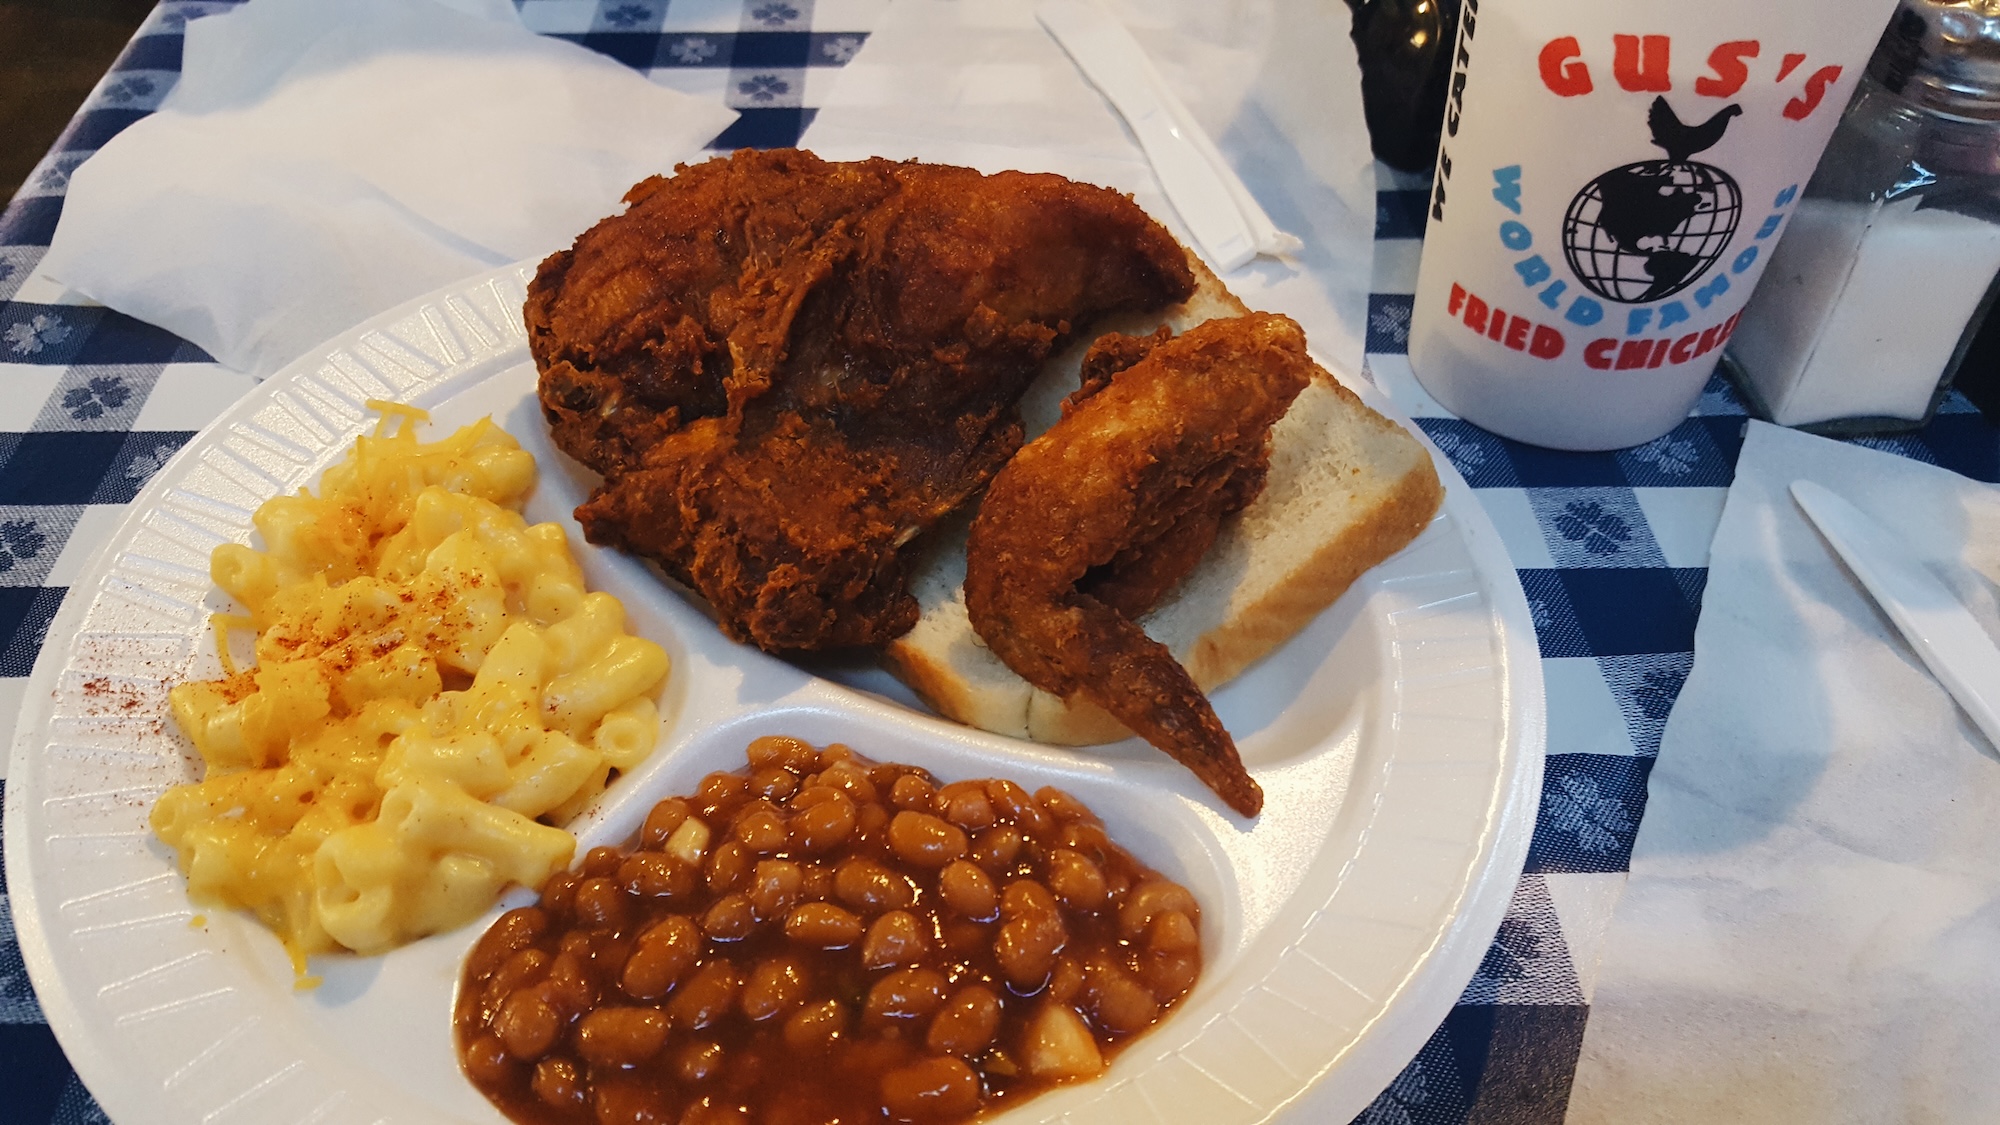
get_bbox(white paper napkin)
[1567,421,2000,1124]
[800,0,1376,383]
[36,0,738,379]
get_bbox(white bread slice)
[881,259,1445,745]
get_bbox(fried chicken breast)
[529,149,1195,651]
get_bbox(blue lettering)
[1657,300,1690,329]
[1500,221,1533,251]
[1627,307,1654,335]
[1756,213,1785,239]
[1773,184,1798,208]
[1538,280,1568,309]
[1566,296,1604,326]
[1732,246,1760,274]
[1492,165,1524,215]
[1694,273,1731,308]
[1514,254,1553,287]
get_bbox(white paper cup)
[1408,0,1902,450]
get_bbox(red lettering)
[1668,332,1700,364]
[1615,340,1654,369]
[1647,338,1671,368]
[1696,40,1759,98]
[1775,52,1806,83]
[1613,34,1671,93]
[1693,323,1722,357]
[1504,315,1531,351]
[1448,282,1468,317]
[1785,65,1843,120]
[1530,325,1566,359]
[1488,309,1508,341]
[1585,338,1617,369]
[1719,309,1744,341]
[1539,37,1593,97]
[1464,294,1488,334]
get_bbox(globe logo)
[1561,97,1745,305]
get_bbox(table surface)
[3,2,1997,1123]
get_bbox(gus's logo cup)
[1408,0,1900,451]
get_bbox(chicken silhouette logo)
[1561,97,1744,304]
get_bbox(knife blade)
[1791,479,2000,749]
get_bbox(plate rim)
[6,261,1544,1125]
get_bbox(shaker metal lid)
[1872,0,2000,118]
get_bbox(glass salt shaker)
[1724,0,2000,434]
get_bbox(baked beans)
[456,737,1202,1124]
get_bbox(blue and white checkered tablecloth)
[4,3,1997,1123]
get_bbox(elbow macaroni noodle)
[150,404,671,960]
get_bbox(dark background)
[1,0,158,202]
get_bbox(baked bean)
[533,1056,586,1113]
[926,986,1002,1057]
[462,1033,512,1087]
[577,1007,669,1067]
[985,779,1053,838]
[582,845,623,878]
[732,802,789,853]
[968,826,1023,872]
[782,998,848,1052]
[1119,880,1199,940]
[589,1075,671,1125]
[676,1039,725,1083]
[934,781,998,831]
[494,990,561,1060]
[622,917,700,1000]
[544,950,597,1016]
[937,860,999,921]
[619,851,696,900]
[459,740,1201,1125]
[468,907,547,979]
[880,1056,981,1121]
[995,911,1066,989]
[485,947,552,1008]
[701,893,758,941]
[540,870,581,921]
[1045,849,1108,911]
[706,840,751,894]
[834,858,917,914]
[1085,960,1159,1034]
[1036,786,1099,826]
[746,859,804,921]
[740,954,811,1021]
[888,811,969,868]
[889,772,937,810]
[790,791,857,852]
[750,765,802,802]
[574,877,632,931]
[668,960,739,1030]
[696,771,750,814]
[746,734,818,773]
[863,966,949,1028]
[860,910,928,969]
[640,797,692,849]
[784,902,863,948]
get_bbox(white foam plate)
[6,263,1543,1125]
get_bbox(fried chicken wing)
[529,149,1195,651]
[962,313,1316,817]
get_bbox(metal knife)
[1791,479,2000,749]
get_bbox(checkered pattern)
[2,4,1996,1123]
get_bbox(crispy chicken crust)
[529,149,1195,651]
[963,313,1316,817]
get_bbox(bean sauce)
[455,736,1203,1124]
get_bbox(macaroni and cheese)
[151,404,671,962]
